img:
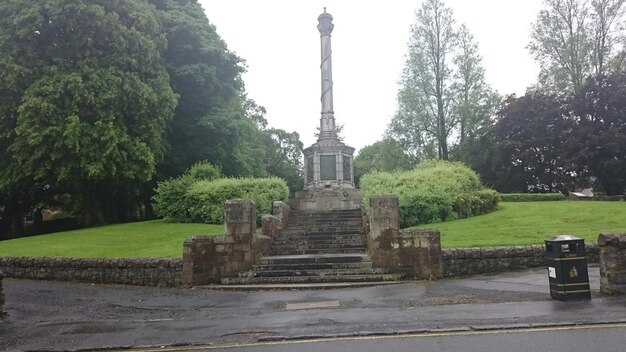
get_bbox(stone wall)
[0,257,181,287]
[598,233,626,295]
[181,199,273,286]
[0,269,4,317]
[367,194,603,279]
[443,243,599,277]
[367,196,443,279]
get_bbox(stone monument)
[291,8,362,210]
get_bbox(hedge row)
[360,160,499,228]
[499,193,566,202]
[185,178,288,224]
[153,162,288,225]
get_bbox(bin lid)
[546,234,582,242]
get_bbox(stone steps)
[280,226,364,233]
[269,247,367,256]
[276,234,365,241]
[271,240,366,248]
[239,267,389,278]
[255,253,370,265]
[253,261,373,271]
[221,273,400,285]
[221,209,398,286]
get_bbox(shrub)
[500,193,566,202]
[154,165,289,225]
[153,176,195,222]
[399,190,455,227]
[153,161,224,222]
[360,160,498,227]
[185,178,289,225]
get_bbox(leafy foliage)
[388,0,499,162]
[154,169,288,225]
[152,161,223,222]
[0,0,177,226]
[360,160,498,227]
[529,0,626,95]
[499,193,566,202]
[354,139,414,187]
[0,0,304,234]
[568,73,626,195]
[474,73,626,195]
[261,128,304,195]
[185,178,288,225]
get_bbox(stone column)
[598,233,626,295]
[317,8,337,140]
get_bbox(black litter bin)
[545,235,591,300]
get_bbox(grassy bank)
[418,201,626,248]
[1,201,624,258]
[0,220,222,258]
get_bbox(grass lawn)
[1,201,624,258]
[416,201,626,248]
[0,220,222,258]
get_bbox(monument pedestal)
[291,184,362,211]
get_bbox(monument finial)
[317,8,334,36]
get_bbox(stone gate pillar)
[598,232,626,295]
[368,195,400,268]
[181,200,265,286]
[367,195,443,279]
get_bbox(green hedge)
[185,178,288,225]
[360,160,498,227]
[153,162,288,225]
[499,193,566,202]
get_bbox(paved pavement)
[2,264,626,351]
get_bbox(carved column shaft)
[317,9,337,140]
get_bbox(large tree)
[568,73,626,195]
[149,0,258,178]
[529,0,625,95]
[490,93,576,193]
[0,0,177,226]
[388,0,497,161]
[453,25,500,145]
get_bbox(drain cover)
[285,300,340,310]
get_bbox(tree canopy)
[0,0,304,235]
[387,0,499,162]
[529,0,626,95]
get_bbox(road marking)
[126,322,626,351]
[285,300,340,310]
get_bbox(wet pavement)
[2,265,626,351]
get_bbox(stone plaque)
[343,156,351,181]
[306,156,314,183]
[320,155,336,180]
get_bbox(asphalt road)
[134,324,626,352]
[2,265,626,351]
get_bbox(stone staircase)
[221,209,400,285]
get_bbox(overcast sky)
[197,0,543,153]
